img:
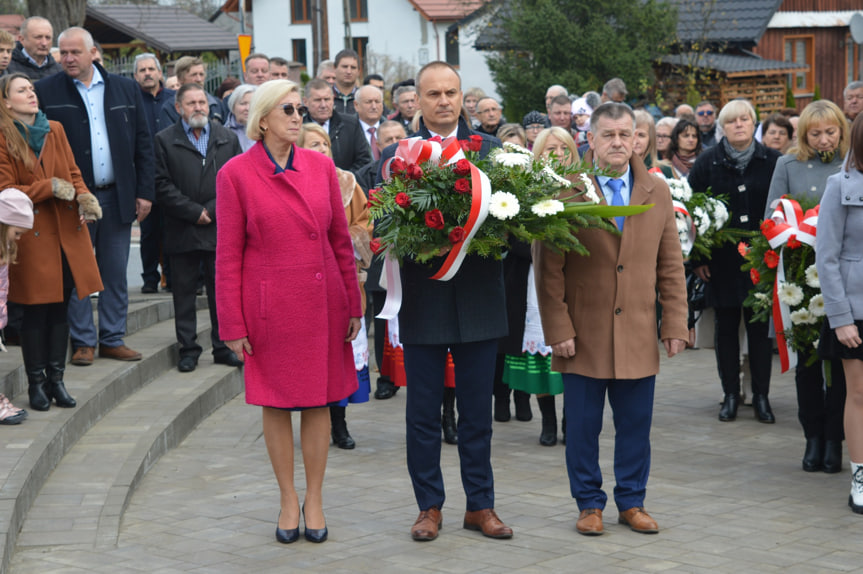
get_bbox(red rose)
[460,141,471,152]
[737,242,750,257]
[453,159,471,176]
[468,134,483,152]
[368,188,381,206]
[425,209,445,230]
[750,268,761,285]
[449,226,466,244]
[454,178,471,194]
[763,249,779,269]
[406,163,424,180]
[390,157,407,176]
[760,219,776,233]
[787,235,802,249]
[395,192,411,208]
[370,238,383,254]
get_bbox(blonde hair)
[791,100,849,161]
[533,127,578,165]
[496,123,526,147]
[717,99,757,129]
[0,223,18,264]
[299,123,332,158]
[246,79,302,141]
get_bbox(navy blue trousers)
[563,373,655,512]
[403,339,497,511]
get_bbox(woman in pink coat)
[216,80,362,544]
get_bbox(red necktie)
[368,126,381,160]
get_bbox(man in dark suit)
[376,61,512,542]
[36,27,155,366]
[303,77,372,172]
[155,84,244,373]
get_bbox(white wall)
[252,0,498,99]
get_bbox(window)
[352,37,368,77]
[349,0,368,22]
[848,34,862,84]
[784,35,814,95]
[292,39,307,68]
[292,0,311,24]
[445,27,460,67]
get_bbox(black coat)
[304,111,372,173]
[154,120,241,254]
[7,43,62,80]
[35,63,155,224]
[498,238,532,355]
[140,84,176,139]
[687,138,780,307]
[376,117,507,345]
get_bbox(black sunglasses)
[281,103,308,116]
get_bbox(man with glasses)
[843,81,863,122]
[475,96,504,137]
[695,101,718,148]
[134,53,175,294]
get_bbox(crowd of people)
[2,14,863,547]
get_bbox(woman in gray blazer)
[815,114,863,515]
[766,100,849,474]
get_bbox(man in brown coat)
[534,102,688,537]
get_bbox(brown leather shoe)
[576,508,603,536]
[71,347,95,366]
[411,507,442,541]
[618,507,659,534]
[99,344,142,362]
[463,508,513,539]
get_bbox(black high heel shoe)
[302,504,328,543]
[275,511,299,544]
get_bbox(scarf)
[671,151,697,177]
[722,137,755,174]
[818,149,838,164]
[15,111,50,156]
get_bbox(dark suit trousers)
[170,250,225,359]
[714,306,772,396]
[403,339,497,511]
[563,373,655,512]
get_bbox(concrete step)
[15,350,242,552]
[0,297,221,574]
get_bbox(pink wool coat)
[216,142,362,408]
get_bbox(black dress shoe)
[275,512,299,544]
[494,396,511,422]
[718,393,740,421]
[374,379,398,400]
[332,427,356,449]
[302,505,328,543]
[141,283,158,294]
[752,393,775,424]
[514,391,532,421]
[214,351,244,367]
[178,356,197,372]
[823,440,843,473]
[802,437,824,472]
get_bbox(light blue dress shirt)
[596,164,633,206]
[181,118,209,158]
[74,66,114,187]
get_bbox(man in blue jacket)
[36,27,155,366]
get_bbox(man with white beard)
[154,83,244,373]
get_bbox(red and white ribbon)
[672,200,696,257]
[763,197,820,372]
[377,136,492,319]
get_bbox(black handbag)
[687,272,707,312]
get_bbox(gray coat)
[815,165,863,329]
[764,153,844,219]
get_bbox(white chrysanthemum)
[580,173,600,203]
[531,199,565,217]
[502,141,532,155]
[493,152,532,169]
[489,191,520,220]
[693,206,710,236]
[809,293,825,317]
[709,198,729,229]
[668,179,692,202]
[790,308,813,325]
[754,292,770,302]
[778,282,805,306]
[541,166,571,187]
[805,264,820,288]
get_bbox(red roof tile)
[407,0,488,21]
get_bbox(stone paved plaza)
[7,341,863,573]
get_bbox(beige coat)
[533,151,688,379]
